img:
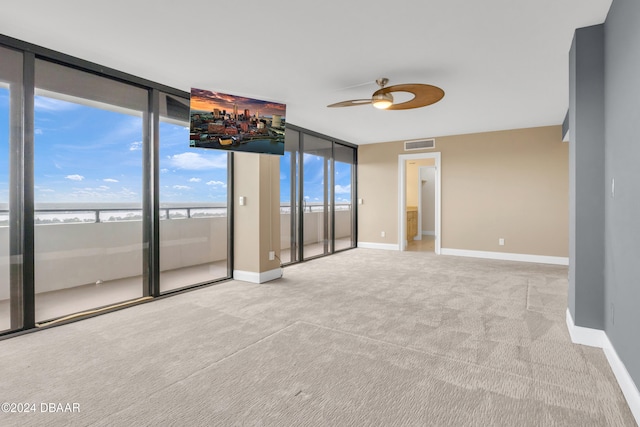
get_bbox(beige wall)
[234,153,281,273]
[358,125,569,257]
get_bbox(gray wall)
[568,24,605,330]
[604,0,640,387]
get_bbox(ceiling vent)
[404,138,435,151]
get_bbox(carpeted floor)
[0,248,636,426]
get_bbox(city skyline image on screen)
[189,88,286,156]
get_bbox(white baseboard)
[566,309,640,424]
[565,308,608,347]
[233,268,283,284]
[422,231,436,236]
[440,248,569,266]
[357,242,400,251]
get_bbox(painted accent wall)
[358,125,568,257]
[603,0,640,388]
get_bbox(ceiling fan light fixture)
[372,92,393,109]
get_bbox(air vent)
[404,138,435,151]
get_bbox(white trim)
[440,248,569,265]
[565,308,608,347]
[422,231,436,236]
[357,242,400,251]
[398,152,441,254]
[603,336,640,423]
[566,309,640,423]
[233,268,283,284]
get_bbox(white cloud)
[160,169,169,174]
[167,152,227,170]
[34,96,80,112]
[173,185,191,190]
[66,174,84,181]
[34,129,43,135]
[189,178,202,182]
[129,141,142,151]
[38,188,55,193]
[335,184,351,194]
[206,180,227,188]
[104,178,119,183]
[303,153,320,164]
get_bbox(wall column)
[568,24,605,329]
[233,153,281,283]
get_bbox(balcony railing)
[0,203,353,226]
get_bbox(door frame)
[397,152,441,253]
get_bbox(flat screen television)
[189,88,286,155]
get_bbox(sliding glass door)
[280,129,299,264]
[33,60,147,322]
[302,135,332,259]
[333,144,356,251]
[0,46,22,332]
[280,127,357,264]
[158,93,230,292]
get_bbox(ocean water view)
[0,202,230,226]
[0,201,353,227]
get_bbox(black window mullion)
[297,135,304,262]
[323,153,329,255]
[329,143,335,254]
[227,152,234,277]
[143,89,160,297]
[289,149,297,263]
[9,51,35,330]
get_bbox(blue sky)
[0,92,351,205]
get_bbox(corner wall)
[568,24,605,330]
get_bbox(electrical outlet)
[381,231,385,237]
[268,251,275,261]
[498,238,505,246]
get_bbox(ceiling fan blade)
[327,99,372,108]
[374,84,444,110]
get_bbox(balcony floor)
[1,240,355,332]
[0,260,228,330]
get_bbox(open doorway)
[398,152,441,254]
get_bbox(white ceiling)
[1,0,612,144]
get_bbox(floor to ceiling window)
[280,126,357,264]
[33,59,148,322]
[159,93,230,293]
[302,135,332,259]
[0,35,236,335]
[280,129,300,264]
[0,33,354,337]
[0,45,22,332]
[333,143,356,251]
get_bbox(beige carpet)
[0,249,636,426]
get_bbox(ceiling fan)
[327,78,445,110]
